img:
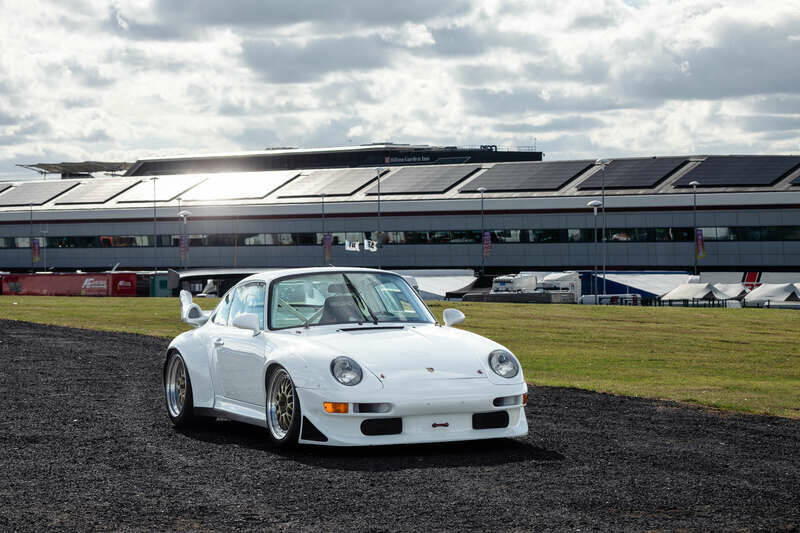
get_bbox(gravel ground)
[0,319,798,532]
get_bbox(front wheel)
[265,366,301,448]
[164,351,196,427]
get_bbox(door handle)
[213,337,224,346]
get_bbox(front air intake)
[472,411,509,430]
[301,417,328,442]
[361,417,402,436]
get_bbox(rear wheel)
[265,366,301,448]
[164,351,196,426]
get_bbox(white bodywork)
[167,267,528,446]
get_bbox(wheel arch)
[167,333,215,408]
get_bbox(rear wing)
[180,290,212,327]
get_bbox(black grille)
[472,411,509,430]
[361,418,403,436]
[301,417,328,442]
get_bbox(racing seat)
[319,295,362,324]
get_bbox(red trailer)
[1,273,137,297]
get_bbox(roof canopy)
[18,162,132,175]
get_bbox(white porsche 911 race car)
[164,267,528,447]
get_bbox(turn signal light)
[522,393,528,405]
[324,402,349,414]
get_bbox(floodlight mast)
[376,167,383,269]
[595,159,612,295]
[477,187,487,276]
[689,180,701,275]
[29,203,34,272]
[178,207,192,270]
[150,177,159,274]
[587,200,602,304]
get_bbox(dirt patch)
[0,320,798,532]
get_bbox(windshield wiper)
[342,274,378,325]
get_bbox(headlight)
[488,350,519,378]
[330,356,363,386]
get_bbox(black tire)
[265,365,301,448]
[164,351,196,427]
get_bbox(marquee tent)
[742,283,800,304]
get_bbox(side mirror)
[232,313,261,335]
[442,308,465,327]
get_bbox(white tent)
[713,283,749,300]
[603,273,690,297]
[661,283,718,300]
[743,283,800,304]
[660,282,748,301]
[395,269,476,300]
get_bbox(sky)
[1,0,800,180]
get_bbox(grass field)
[1,295,798,418]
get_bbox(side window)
[212,290,233,326]
[229,283,266,330]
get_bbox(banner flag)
[696,228,705,259]
[32,238,40,263]
[364,239,378,252]
[323,233,333,261]
[482,231,492,257]
[345,240,361,252]
[180,235,189,261]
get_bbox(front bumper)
[297,380,529,446]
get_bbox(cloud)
[571,14,617,29]
[2,0,800,175]
[752,95,800,115]
[0,110,19,126]
[740,115,800,132]
[242,35,393,83]
[429,26,490,56]
[463,87,634,115]
[618,18,800,101]
[103,4,194,41]
[152,0,472,29]
[497,116,607,133]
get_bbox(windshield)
[269,272,434,329]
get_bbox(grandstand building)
[0,143,798,274]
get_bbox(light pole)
[320,193,326,265]
[178,209,191,270]
[587,200,602,304]
[29,202,34,271]
[150,176,159,273]
[477,187,487,276]
[595,159,612,295]
[375,167,383,269]
[689,180,700,275]
[177,197,182,268]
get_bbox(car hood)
[302,324,495,384]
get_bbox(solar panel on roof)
[0,184,11,196]
[578,158,689,190]
[0,180,81,207]
[365,165,480,195]
[180,171,299,201]
[674,156,800,187]
[55,178,141,204]
[116,175,206,202]
[460,161,593,192]
[792,174,800,186]
[275,168,383,198]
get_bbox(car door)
[208,288,234,400]
[218,282,268,406]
